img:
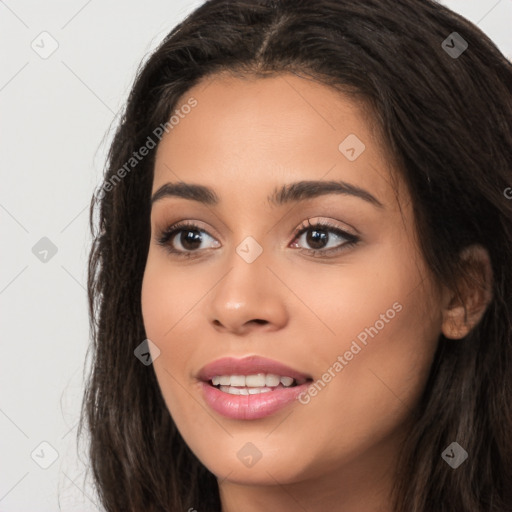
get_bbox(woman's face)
[141,72,445,501]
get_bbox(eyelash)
[156,219,360,259]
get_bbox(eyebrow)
[151,180,384,208]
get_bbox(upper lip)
[198,356,313,385]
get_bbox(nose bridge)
[207,235,288,333]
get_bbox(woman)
[81,0,512,510]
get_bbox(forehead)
[152,72,404,211]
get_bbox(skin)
[140,72,491,511]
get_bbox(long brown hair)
[80,0,512,510]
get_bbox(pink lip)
[197,356,313,420]
[200,381,312,420]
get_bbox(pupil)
[180,230,202,250]
[307,229,327,249]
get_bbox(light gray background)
[1,1,510,510]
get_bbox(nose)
[207,248,289,336]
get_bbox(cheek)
[141,254,188,345]
[294,253,442,459]
[140,251,212,416]
[141,250,204,341]
[289,236,437,387]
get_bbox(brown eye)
[175,229,203,251]
[291,220,360,256]
[157,222,220,256]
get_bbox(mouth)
[197,356,314,420]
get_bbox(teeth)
[211,373,297,388]
[219,385,272,395]
[248,387,270,395]
[245,374,266,387]
[266,374,280,387]
[230,375,246,387]
[280,376,294,386]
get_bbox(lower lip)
[200,381,311,420]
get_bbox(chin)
[195,445,312,486]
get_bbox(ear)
[441,245,493,340]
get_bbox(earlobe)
[441,245,493,340]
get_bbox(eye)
[156,221,220,258]
[290,218,360,257]
[156,218,360,259]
